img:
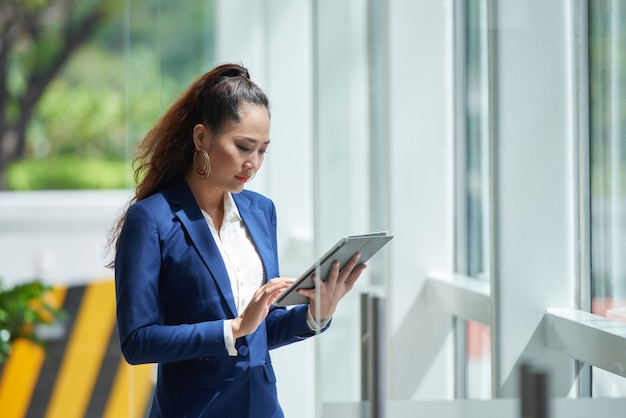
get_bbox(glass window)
[461,0,490,281]
[589,0,626,397]
[455,0,491,399]
[313,0,372,407]
[123,0,215,175]
[115,1,217,412]
[4,1,214,192]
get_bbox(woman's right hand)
[231,277,294,339]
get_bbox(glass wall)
[11,1,626,416]
[113,1,218,416]
[313,0,395,414]
[123,1,216,171]
[0,2,217,417]
[589,0,626,397]
[460,0,490,282]
[455,0,491,400]
[313,0,377,407]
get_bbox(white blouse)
[201,193,265,314]
[202,193,264,356]
[202,193,328,356]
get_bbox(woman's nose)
[246,154,260,169]
[244,160,256,172]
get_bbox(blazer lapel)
[169,179,238,317]
[233,192,276,281]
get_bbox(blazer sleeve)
[264,304,330,350]
[248,193,330,349]
[115,202,228,365]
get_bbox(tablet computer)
[274,232,393,307]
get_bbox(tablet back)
[275,232,393,307]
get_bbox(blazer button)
[237,345,249,356]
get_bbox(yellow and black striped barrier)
[0,280,153,418]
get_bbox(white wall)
[0,190,131,287]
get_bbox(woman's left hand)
[297,253,367,321]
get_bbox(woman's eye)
[238,145,250,152]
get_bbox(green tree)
[2,0,215,191]
[0,0,119,189]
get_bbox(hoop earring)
[194,149,211,179]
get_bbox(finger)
[327,260,340,282]
[344,253,362,271]
[296,273,323,294]
[252,288,286,311]
[251,280,291,305]
[269,287,287,302]
[337,253,361,282]
[296,287,315,299]
[263,278,294,293]
[267,277,296,287]
[259,286,290,305]
[344,263,367,289]
[294,275,316,298]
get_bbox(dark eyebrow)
[241,137,271,145]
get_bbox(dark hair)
[107,63,269,259]
[134,63,269,201]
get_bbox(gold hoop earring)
[194,149,211,179]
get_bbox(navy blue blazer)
[115,178,321,417]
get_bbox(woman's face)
[196,104,270,194]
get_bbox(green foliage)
[5,157,134,190]
[4,0,217,190]
[28,52,128,160]
[17,0,49,12]
[27,0,215,162]
[0,279,65,363]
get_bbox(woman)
[110,63,366,417]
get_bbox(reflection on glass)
[123,0,215,170]
[313,0,371,408]
[589,0,626,397]
[459,0,491,399]
[466,320,491,399]
[465,0,490,281]
[120,0,216,412]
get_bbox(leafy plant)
[0,279,65,363]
